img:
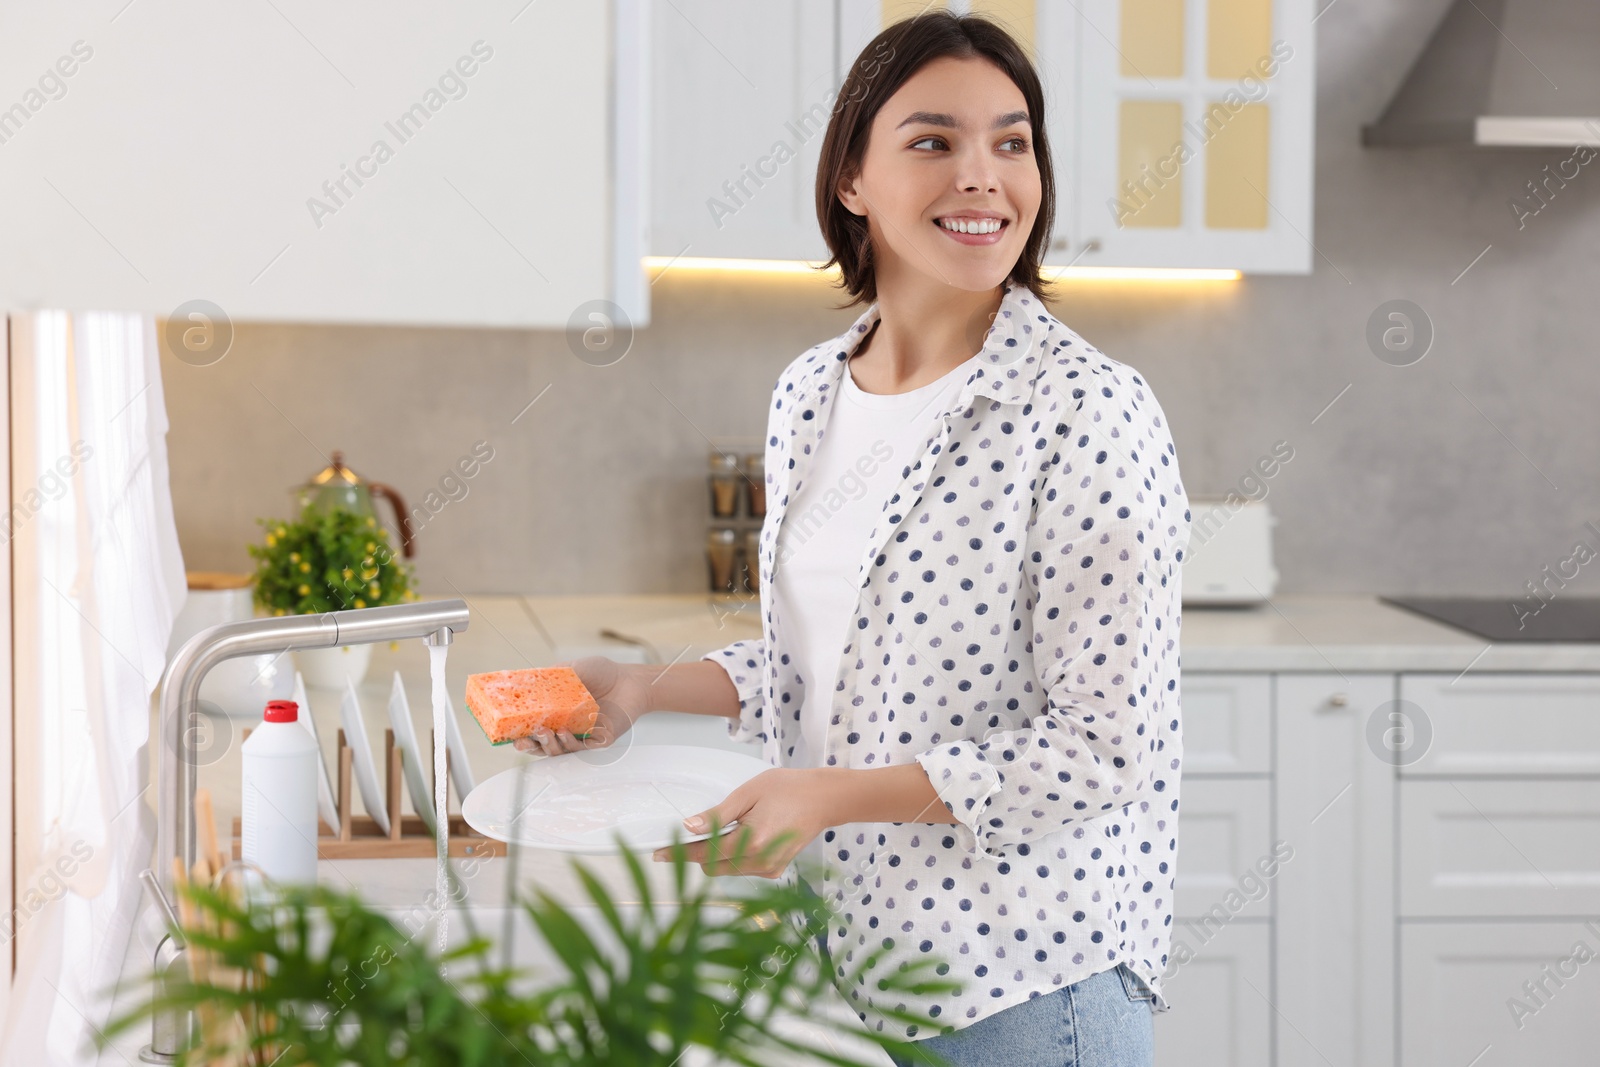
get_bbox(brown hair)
[814,11,1057,307]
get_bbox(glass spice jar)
[744,452,766,518]
[707,527,738,593]
[709,451,740,518]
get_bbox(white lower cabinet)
[1273,673,1398,1067]
[1160,673,1276,1067]
[1172,778,1274,923]
[1151,661,1600,1067]
[1399,778,1600,917]
[1400,921,1600,1067]
[1154,918,1272,1067]
[1182,673,1273,774]
[1256,669,1600,1067]
[1397,673,1600,776]
[1391,673,1600,1067]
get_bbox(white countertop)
[518,590,1600,672]
[1172,593,1600,671]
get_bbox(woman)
[515,12,1190,1065]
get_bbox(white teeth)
[938,217,1003,234]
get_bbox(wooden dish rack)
[231,727,506,859]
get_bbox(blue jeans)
[885,964,1155,1067]
[799,876,1155,1066]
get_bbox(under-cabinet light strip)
[644,256,1241,282]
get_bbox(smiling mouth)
[934,217,1008,235]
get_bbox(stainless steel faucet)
[140,598,469,1063]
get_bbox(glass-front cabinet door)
[1065,0,1315,272]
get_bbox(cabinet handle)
[1328,692,1348,707]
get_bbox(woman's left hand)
[652,768,829,878]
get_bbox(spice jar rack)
[706,439,763,596]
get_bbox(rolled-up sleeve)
[702,638,768,745]
[914,374,1186,859]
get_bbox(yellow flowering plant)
[247,509,416,616]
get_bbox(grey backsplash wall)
[164,0,1600,599]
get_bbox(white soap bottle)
[241,699,320,887]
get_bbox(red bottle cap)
[264,700,299,723]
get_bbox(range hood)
[1363,0,1600,148]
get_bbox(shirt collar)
[797,280,1047,416]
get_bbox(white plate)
[340,678,390,835]
[443,692,477,801]
[461,744,770,854]
[386,673,436,834]
[293,672,340,833]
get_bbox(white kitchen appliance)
[1181,497,1279,605]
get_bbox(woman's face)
[837,55,1042,295]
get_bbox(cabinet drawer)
[1397,674,1600,776]
[1173,779,1276,921]
[1155,919,1271,1067]
[1400,779,1600,917]
[1182,674,1271,775]
[1401,922,1600,1067]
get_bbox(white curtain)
[0,311,186,1064]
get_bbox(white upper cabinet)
[0,1,647,328]
[651,1,837,263]
[1055,0,1316,272]
[839,0,1317,274]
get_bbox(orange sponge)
[464,667,600,745]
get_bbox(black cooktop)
[1381,596,1600,642]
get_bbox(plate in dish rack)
[461,745,771,853]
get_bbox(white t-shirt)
[771,348,977,772]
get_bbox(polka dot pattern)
[703,281,1190,1040]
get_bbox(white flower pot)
[294,643,374,690]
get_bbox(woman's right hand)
[511,656,652,758]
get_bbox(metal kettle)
[293,450,416,557]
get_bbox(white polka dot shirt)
[703,280,1190,1039]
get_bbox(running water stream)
[429,642,450,959]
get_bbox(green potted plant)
[246,508,417,688]
[101,825,959,1066]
